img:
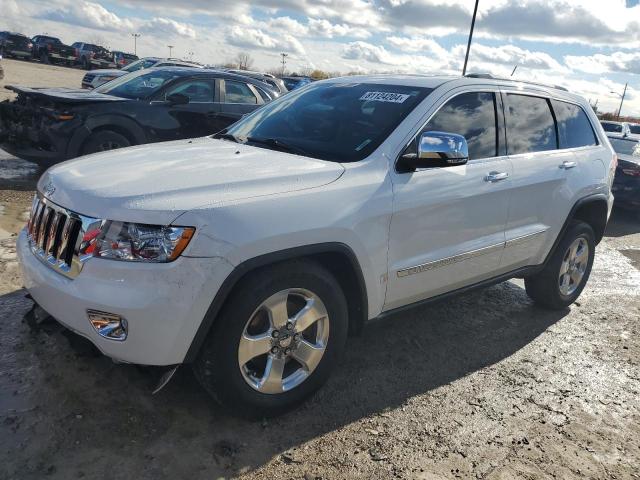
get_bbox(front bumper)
[5,49,31,58]
[17,229,234,365]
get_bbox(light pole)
[280,52,288,77]
[462,0,480,76]
[168,45,174,58]
[131,33,140,55]
[610,83,628,120]
[510,64,518,76]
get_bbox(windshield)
[609,137,640,157]
[95,69,181,100]
[223,82,431,162]
[122,58,158,72]
[602,122,622,133]
[629,124,640,134]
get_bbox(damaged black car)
[0,67,279,164]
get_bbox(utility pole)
[617,82,628,119]
[462,0,480,76]
[280,52,288,77]
[168,45,174,58]
[131,33,140,55]
[510,64,518,76]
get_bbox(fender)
[183,242,368,363]
[541,193,609,268]
[67,114,147,158]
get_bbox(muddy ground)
[1,60,640,480]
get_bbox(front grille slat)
[26,195,96,279]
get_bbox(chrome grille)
[26,195,100,279]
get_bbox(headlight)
[79,221,195,263]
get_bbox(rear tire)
[82,57,91,70]
[81,130,131,155]
[525,221,595,310]
[193,259,348,418]
[40,51,49,64]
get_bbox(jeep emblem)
[43,181,56,197]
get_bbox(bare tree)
[234,52,254,70]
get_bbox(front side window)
[225,81,258,104]
[551,100,597,149]
[601,122,622,133]
[420,91,497,160]
[506,94,557,155]
[223,82,431,162]
[165,80,213,102]
[95,70,182,100]
[609,138,640,157]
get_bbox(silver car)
[81,57,203,89]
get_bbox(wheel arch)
[67,114,146,157]
[183,242,368,363]
[544,193,609,266]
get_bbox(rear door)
[385,89,512,310]
[500,92,579,269]
[218,79,264,128]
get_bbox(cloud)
[140,17,196,39]
[565,51,640,75]
[458,43,567,72]
[307,18,371,39]
[226,26,305,55]
[38,1,134,31]
[386,36,449,59]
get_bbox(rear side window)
[225,81,258,104]
[505,94,557,155]
[551,100,597,149]
[421,91,497,160]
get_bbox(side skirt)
[376,265,541,321]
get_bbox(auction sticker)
[360,91,410,103]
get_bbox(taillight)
[47,44,52,51]
[27,43,33,49]
[610,154,617,187]
[90,51,95,58]
[74,48,79,56]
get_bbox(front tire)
[525,221,595,310]
[193,259,348,418]
[81,130,131,155]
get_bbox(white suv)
[18,75,616,417]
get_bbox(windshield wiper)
[213,132,240,143]
[246,137,308,156]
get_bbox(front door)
[385,90,511,310]
[162,78,220,139]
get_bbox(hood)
[6,85,128,103]
[90,69,126,77]
[38,137,345,225]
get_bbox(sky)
[2,0,640,115]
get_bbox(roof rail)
[464,72,568,92]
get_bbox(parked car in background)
[0,68,279,163]
[224,69,288,94]
[16,75,615,417]
[71,43,116,70]
[0,56,3,81]
[31,35,75,65]
[0,32,32,59]
[282,75,314,91]
[607,135,640,210]
[626,122,640,140]
[81,57,203,89]
[112,51,138,68]
[600,120,630,138]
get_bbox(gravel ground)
[0,58,85,102]
[1,61,640,480]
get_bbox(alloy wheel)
[238,288,330,394]
[558,237,589,296]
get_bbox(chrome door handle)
[485,171,509,182]
[559,161,577,169]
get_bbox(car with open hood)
[0,67,279,164]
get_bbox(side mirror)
[398,131,469,172]
[166,92,190,105]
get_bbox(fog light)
[87,310,128,341]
